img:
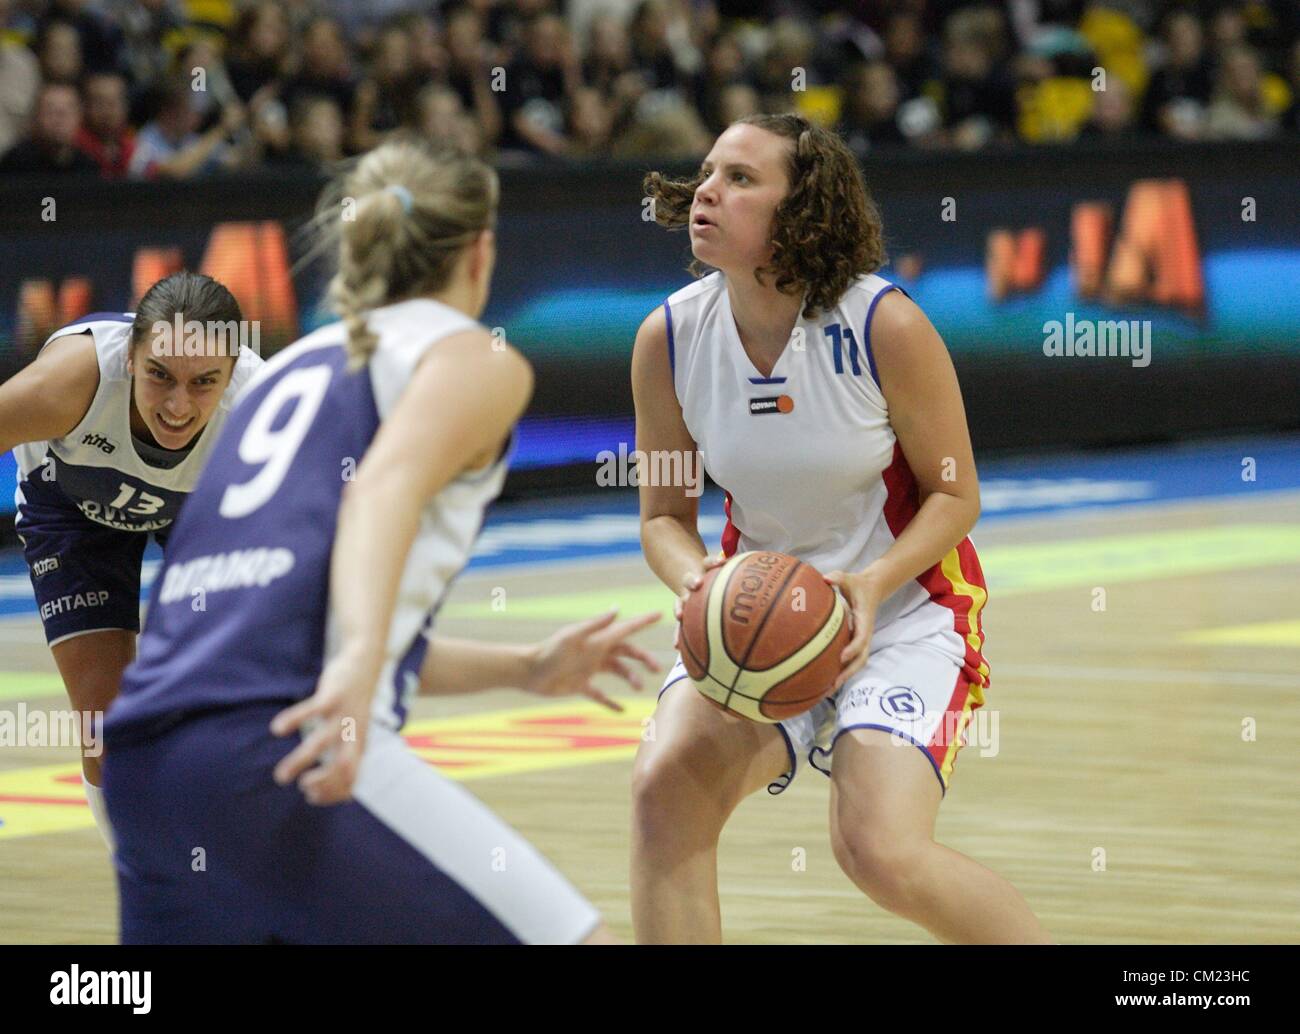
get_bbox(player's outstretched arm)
[271,330,532,804]
[417,610,661,711]
[0,332,100,456]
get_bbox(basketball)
[679,551,850,722]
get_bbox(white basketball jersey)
[360,299,513,728]
[664,271,989,688]
[237,298,512,729]
[13,315,263,532]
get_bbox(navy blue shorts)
[103,703,601,945]
[14,477,168,645]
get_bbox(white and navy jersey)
[107,298,512,734]
[12,313,263,533]
[665,271,989,689]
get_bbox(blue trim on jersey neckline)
[748,376,787,384]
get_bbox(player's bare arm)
[0,332,100,456]
[271,331,531,801]
[825,290,983,687]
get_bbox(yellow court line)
[1182,618,1300,648]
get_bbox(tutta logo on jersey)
[80,432,117,454]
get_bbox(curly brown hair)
[642,113,887,319]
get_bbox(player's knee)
[631,745,733,841]
[831,830,931,915]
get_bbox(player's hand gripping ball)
[679,551,849,721]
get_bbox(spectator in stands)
[755,19,818,113]
[414,83,482,154]
[177,35,289,159]
[628,0,693,100]
[838,61,908,156]
[39,0,123,75]
[693,30,749,134]
[226,2,293,102]
[610,96,709,158]
[405,10,446,80]
[443,5,502,148]
[0,80,98,173]
[936,19,1017,149]
[270,94,345,168]
[105,0,187,102]
[567,84,613,156]
[35,18,82,86]
[1144,9,1214,140]
[498,12,581,156]
[883,11,938,101]
[714,81,760,127]
[175,38,239,125]
[495,0,553,63]
[281,16,357,123]
[1205,44,1280,139]
[128,77,250,178]
[351,20,423,152]
[76,70,135,176]
[584,11,634,96]
[1080,73,1140,140]
[1210,4,1248,59]
[0,0,40,158]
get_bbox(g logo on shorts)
[879,686,926,721]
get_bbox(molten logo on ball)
[728,552,782,626]
[680,551,849,723]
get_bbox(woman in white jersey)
[0,272,262,847]
[630,114,1050,943]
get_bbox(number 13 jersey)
[13,315,263,533]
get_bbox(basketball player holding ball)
[631,114,1050,944]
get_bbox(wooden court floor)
[2,489,1298,944]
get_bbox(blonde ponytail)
[306,135,499,369]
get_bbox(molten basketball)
[680,551,850,722]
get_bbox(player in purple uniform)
[101,138,659,943]
[0,272,262,847]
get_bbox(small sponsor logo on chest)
[749,394,794,415]
[80,432,117,454]
[32,555,61,577]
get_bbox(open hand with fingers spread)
[525,609,662,712]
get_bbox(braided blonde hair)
[309,135,499,368]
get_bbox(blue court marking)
[1,433,1297,620]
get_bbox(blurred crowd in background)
[0,0,1297,179]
